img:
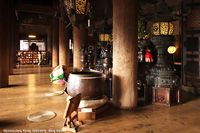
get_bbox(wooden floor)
[0,66,200,133]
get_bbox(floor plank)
[0,66,200,133]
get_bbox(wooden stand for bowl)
[62,93,83,132]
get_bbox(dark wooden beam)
[95,17,113,26]
[141,0,158,4]
[15,4,54,15]
[18,23,51,27]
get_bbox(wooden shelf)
[17,51,48,64]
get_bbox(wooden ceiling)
[14,0,192,36]
[15,0,53,6]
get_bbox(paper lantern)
[168,46,176,54]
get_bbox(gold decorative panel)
[86,1,90,15]
[76,0,87,14]
[169,23,174,35]
[64,0,74,14]
[152,22,174,35]
[160,22,169,35]
[152,22,160,35]
[64,0,90,15]
[99,34,110,42]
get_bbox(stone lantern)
[146,0,180,106]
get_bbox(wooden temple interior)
[0,0,200,132]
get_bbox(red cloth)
[145,50,153,62]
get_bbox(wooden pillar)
[14,20,19,68]
[73,26,88,71]
[52,17,59,68]
[13,19,17,68]
[9,0,15,74]
[15,25,20,51]
[113,0,138,109]
[59,19,70,67]
[47,27,52,65]
[47,27,52,52]
[0,0,9,87]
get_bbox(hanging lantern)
[97,19,112,47]
[98,18,112,42]
[63,0,90,27]
[167,46,176,54]
[99,34,110,42]
[152,22,174,35]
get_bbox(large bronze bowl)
[66,71,105,100]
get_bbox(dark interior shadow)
[137,97,148,107]
[0,84,26,89]
[7,84,25,88]
[0,120,17,128]
[111,75,122,108]
[180,91,199,104]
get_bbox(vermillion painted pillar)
[113,0,138,109]
[52,17,59,68]
[59,19,70,67]
[0,0,9,87]
[73,26,88,71]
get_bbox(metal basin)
[66,71,105,100]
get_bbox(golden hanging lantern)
[63,0,90,27]
[64,0,90,15]
[98,18,112,43]
[99,34,110,42]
